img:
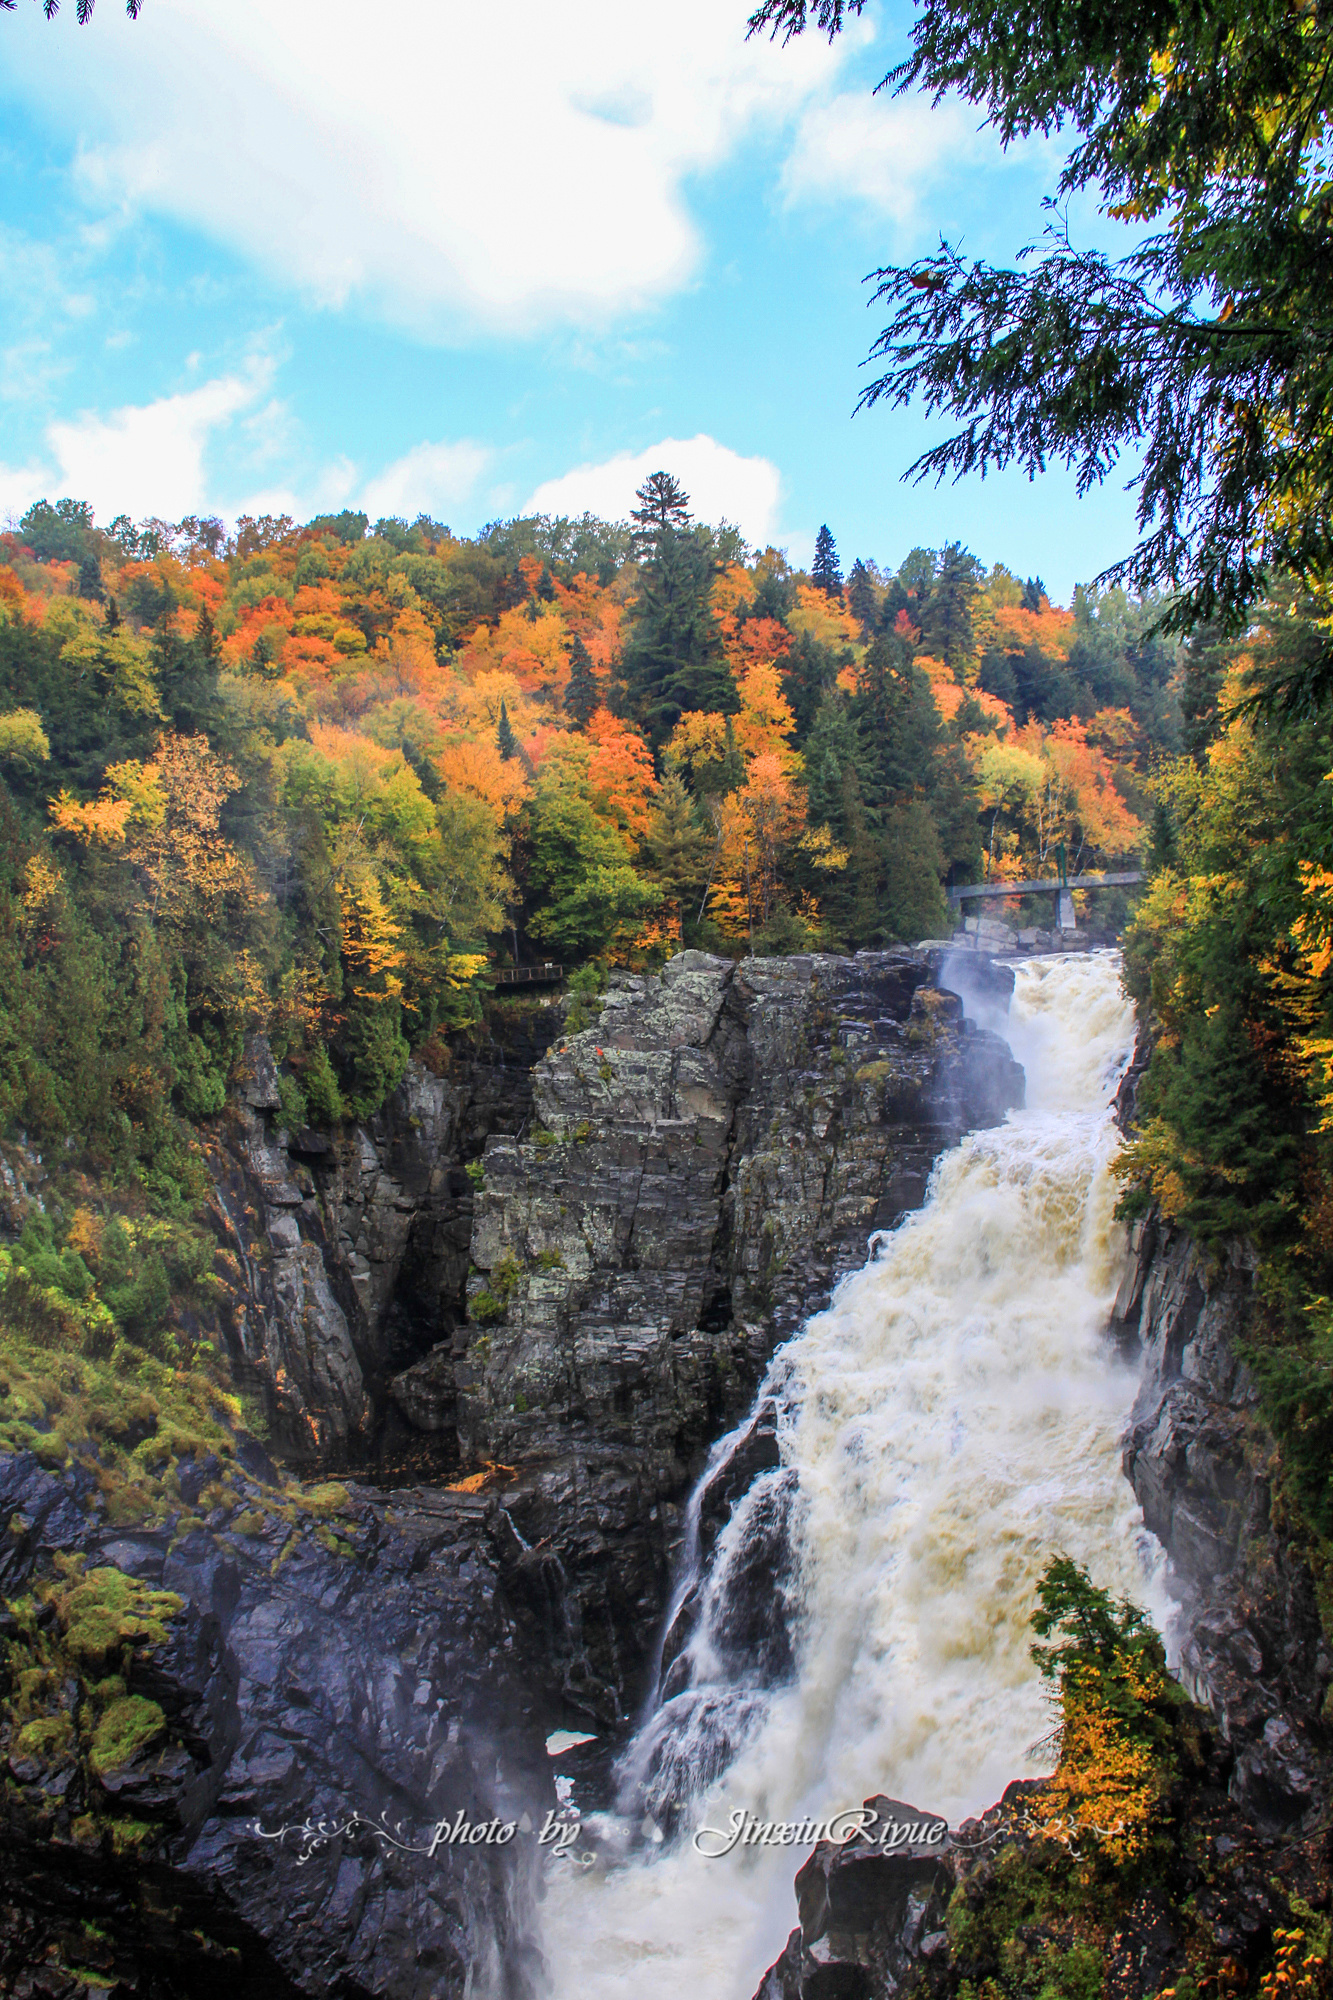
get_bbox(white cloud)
[527,434,782,548]
[45,360,274,522]
[5,0,847,334]
[782,90,989,225]
[362,440,492,523]
[0,462,53,528]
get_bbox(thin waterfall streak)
[537,953,1172,2000]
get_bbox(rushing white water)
[536,952,1169,2000]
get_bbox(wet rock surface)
[1115,1218,1333,1832]
[453,950,1024,1717]
[205,1002,562,1466]
[754,1798,954,2000]
[0,1449,552,2000]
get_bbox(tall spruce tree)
[811,524,843,597]
[564,635,599,730]
[920,543,983,672]
[497,699,518,761]
[846,558,877,635]
[623,521,737,750]
[630,471,692,560]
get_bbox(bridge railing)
[493,963,563,987]
[946,870,1144,905]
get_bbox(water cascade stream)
[536,952,1170,1999]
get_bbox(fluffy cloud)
[361,440,492,523]
[527,434,783,548]
[42,362,274,524]
[6,0,847,335]
[782,90,989,225]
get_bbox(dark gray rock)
[0,1450,553,2000]
[1117,1221,1332,1832]
[454,949,1023,1717]
[206,1001,563,1465]
[752,1797,953,2000]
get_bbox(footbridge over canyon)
[947,868,1144,930]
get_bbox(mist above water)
[537,952,1167,2000]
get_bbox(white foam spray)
[536,952,1167,1999]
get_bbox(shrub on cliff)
[1028,1556,1187,1865]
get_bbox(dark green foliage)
[623,524,738,748]
[497,699,519,761]
[811,524,842,597]
[755,0,1333,636]
[920,543,983,672]
[1030,1556,1183,1751]
[846,558,878,635]
[17,499,98,566]
[564,635,599,729]
[629,470,692,559]
[306,510,368,545]
[880,800,949,942]
[338,1003,410,1120]
[781,630,842,744]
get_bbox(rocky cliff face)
[445,949,1024,1721]
[206,1002,562,1467]
[1114,1217,1332,1832]
[0,1446,553,2000]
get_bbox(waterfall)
[536,952,1170,1999]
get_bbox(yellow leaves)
[337,869,405,1003]
[1026,1654,1166,1865]
[49,792,134,846]
[798,822,849,872]
[0,707,51,769]
[665,710,733,784]
[436,736,529,828]
[789,582,863,655]
[60,627,163,721]
[1259,1931,1328,2000]
[735,660,799,769]
[444,952,489,989]
[21,854,63,914]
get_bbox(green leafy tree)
[526,765,661,958]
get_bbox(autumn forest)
[0,480,1172,1171]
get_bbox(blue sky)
[0,0,1143,599]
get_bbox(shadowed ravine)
[535,952,1172,1999]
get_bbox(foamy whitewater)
[537,952,1169,1999]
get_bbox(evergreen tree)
[645,771,711,926]
[690,715,746,799]
[77,554,105,603]
[781,630,839,745]
[536,563,557,602]
[497,698,519,761]
[920,542,983,672]
[811,524,843,597]
[623,523,738,749]
[1021,575,1047,612]
[564,635,599,730]
[630,471,692,560]
[846,558,877,635]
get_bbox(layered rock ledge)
[443,949,1023,1717]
